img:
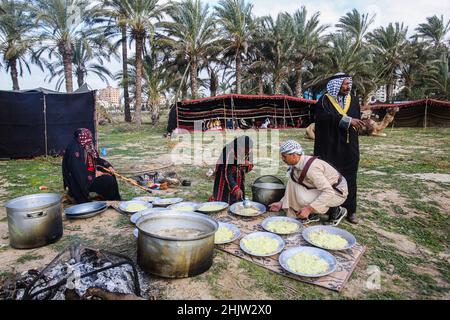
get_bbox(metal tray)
[65,201,107,216]
[196,202,229,214]
[215,222,241,245]
[119,200,152,214]
[240,232,285,257]
[65,206,109,219]
[279,246,337,278]
[133,196,161,203]
[229,201,266,218]
[302,225,356,251]
[261,216,302,235]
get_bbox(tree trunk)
[9,58,19,91]
[61,43,74,93]
[122,25,132,123]
[190,60,198,99]
[257,75,264,95]
[210,69,218,97]
[77,69,84,88]
[235,53,242,94]
[274,77,282,95]
[133,35,143,126]
[295,70,303,98]
[386,82,393,103]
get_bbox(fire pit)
[1,245,142,300]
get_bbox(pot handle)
[26,211,48,219]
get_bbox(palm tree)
[44,37,114,90]
[416,15,450,48]
[289,7,328,97]
[125,0,165,125]
[0,0,40,90]
[367,23,408,103]
[260,13,295,95]
[336,9,375,49]
[425,53,450,99]
[215,0,254,94]
[33,0,90,93]
[93,0,133,122]
[159,0,218,99]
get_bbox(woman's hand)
[234,188,243,200]
[95,170,105,178]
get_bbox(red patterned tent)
[170,94,317,131]
[362,99,450,127]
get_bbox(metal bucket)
[5,193,63,249]
[252,176,286,207]
[136,211,218,278]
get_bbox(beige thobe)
[282,155,349,217]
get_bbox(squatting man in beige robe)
[269,140,349,226]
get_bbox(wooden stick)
[97,166,153,194]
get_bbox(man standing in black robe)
[314,73,365,224]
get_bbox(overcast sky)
[1,0,449,91]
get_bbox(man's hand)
[269,201,283,212]
[297,206,314,220]
[351,118,365,130]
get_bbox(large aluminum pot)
[136,210,218,278]
[252,176,286,207]
[5,193,63,249]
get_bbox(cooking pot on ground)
[5,193,63,249]
[136,210,218,278]
[252,175,286,207]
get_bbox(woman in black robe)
[209,136,254,205]
[314,73,365,224]
[62,128,121,204]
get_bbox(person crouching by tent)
[62,128,121,204]
[269,140,348,226]
[209,136,254,205]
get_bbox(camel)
[304,107,399,139]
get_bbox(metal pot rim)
[136,211,219,241]
[5,193,61,212]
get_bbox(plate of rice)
[119,200,152,214]
[261,216,302,235]
[279,246,337,278]
[302,226,356,251]
[214,222,241,245]
[196,202,229,214]
[240,232,285,257]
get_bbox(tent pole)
[94,91,99,150]
[283,98,286,128]
[231,95,236,130]
[43,94,48,157]
[424,97,428,129]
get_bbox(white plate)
[215,222,241,245]
[196,202,229,214]
[229,201,267,217]
[302,225,356,251]
[239,232,285,257]
[279,246,337,278]
[261,216,302,235]
[152,198,184,207]
[119,200,152,214]
[133,196,160,203]
[168,202,200,212]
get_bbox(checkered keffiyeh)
[280,140,304,155]
[327,73,353,108]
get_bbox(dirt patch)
[368,223,418,255]
[401,173,450,184]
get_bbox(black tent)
[0,88,97,159]
[170,94,316,131]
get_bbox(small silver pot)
[252,176,286,207]
[136,211,218,278]
[5,193,63,249]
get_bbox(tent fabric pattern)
[175,94,317,131]
[0,89,97,159]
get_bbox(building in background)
[97,86,121,112]
[369,79,405,103]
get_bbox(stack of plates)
[64,201,108,219]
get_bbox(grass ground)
[0,115,448,300]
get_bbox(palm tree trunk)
[274,77,282,95]
[257,75,264,95]
[190,60,198,99]
[134,35,143,126]
[61,43,74,93]
[77,69,84,88]
[295,70,303,98]
[9,58,19,91]
[386,82,393,103]
[236,53,242,94]
[122,25,132,123]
